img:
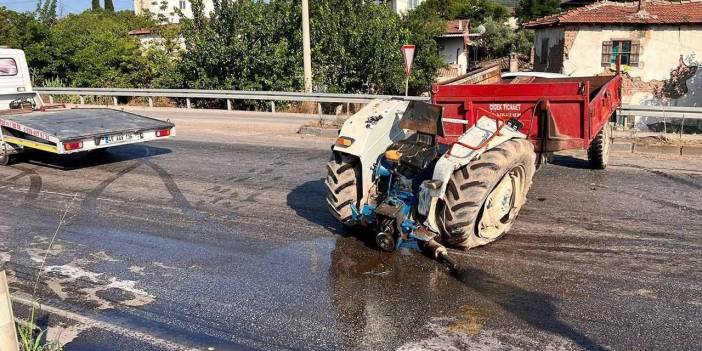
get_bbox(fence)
[617,105,702,135]
[34,87,430,113]
[30,88,702,133]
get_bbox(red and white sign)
[402,45,416,77]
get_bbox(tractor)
[325,73,621,263]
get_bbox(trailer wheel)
[587,122,612,170]
[0,154,13,166]
[325,152,362,226]
[438,139,536,249]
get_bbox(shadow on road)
[452,265,607,350]
[22,144,172,171]
[549,154,592,169]
[286,179,358,236]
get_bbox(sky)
[0,0,133,14]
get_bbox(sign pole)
[402,44,416,98]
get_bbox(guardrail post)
[79,96,85,105]
[680,115,685,139]
[186,98,192,109]
[346,102,350,116]
[113,97,118,106]
[49,95,54,104]
[271,101,276,113]
[317,102,322,115]
[227,99,232,111]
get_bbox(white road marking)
[12,293,200,351]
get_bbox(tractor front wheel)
[438,139,536,249]
[325,152,362,226]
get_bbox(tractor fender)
[424,117,527,233]
[333,99,411,202]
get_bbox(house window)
[0,58,18,76]
[179,0,187,10]
[602,40,640,66]
[540,38,549,65]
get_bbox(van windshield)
[0,58,18,76]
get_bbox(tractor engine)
[355,134,442,251]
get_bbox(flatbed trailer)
[1,48,175,165]
[0,108,175,164]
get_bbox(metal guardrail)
[34,87,430,112]
[618,104,702,119]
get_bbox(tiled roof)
[446,19,470,34]
[128,28,153,36]
[525,0,702,28]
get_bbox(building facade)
[526,0,702,108]
[134,0,214,23]
[377,0,425,15]
[436,20,474,82]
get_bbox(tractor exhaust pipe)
[423,239,458,272]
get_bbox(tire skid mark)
[82,161,145,215]
[6,165,42,204]
[649,170,702,191]
[144,160,206,223]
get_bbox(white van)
[0,48,34,110]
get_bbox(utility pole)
[302,0,313,93]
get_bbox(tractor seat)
[386,135,439,171]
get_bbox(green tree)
[403,5,447,92]
[177,0,441,95]
[516,0,561,23]
[480,17,533,58]
[35,0,58,25]
[104,0,115,12]
[30,10,155,87]
[92,0,101,10]
[177,0,302,95]
[410,0,509,22]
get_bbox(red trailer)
[432,73,622,168]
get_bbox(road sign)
[402,45,416,77]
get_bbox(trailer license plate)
[98,132,144,145]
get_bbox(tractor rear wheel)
[587,122,612,169]
[325,152,362,226]
[438,139,536,249]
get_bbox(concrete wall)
[134,0,215,23]
[438,37,468,75]
[534,25,702,108]
[532,27,564,73]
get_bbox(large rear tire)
[438,139,536,249]
[325,152,362,226]
[588,122,612,170]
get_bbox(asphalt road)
[0,119,701,350]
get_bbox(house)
[134,0,214,23]
[436,19,482,82]
[525,0,702,107]
[379,0,425,14]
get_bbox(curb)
[298,126,339,138]
[611,141,702,157]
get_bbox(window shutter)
[630,41,640,66]
[601,41,613,66]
